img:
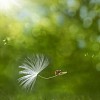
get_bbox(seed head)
[18,54,49,90]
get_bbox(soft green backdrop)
[0,0,100,100]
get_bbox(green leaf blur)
[0,0,100,100]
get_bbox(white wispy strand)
[18,54,49,90]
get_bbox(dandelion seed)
[18,54,49,90]
[18,54,67,90]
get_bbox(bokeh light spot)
[96,63,100,71]
[0,0,20,12]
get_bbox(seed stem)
[38,71,67,79]
[38,75,58,79]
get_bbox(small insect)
[55,70,62,75]
[55,70,67,76]
[18,54,67,90]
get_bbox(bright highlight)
[0,0,19,11]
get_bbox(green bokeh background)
[0,0,100,100]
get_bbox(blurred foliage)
[0,0,100,100]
